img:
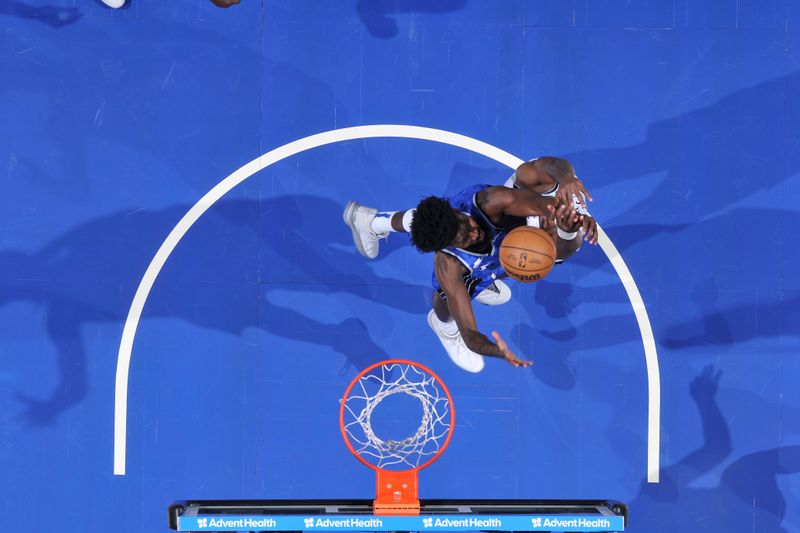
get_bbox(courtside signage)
[178,514,625,531]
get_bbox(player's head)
[410,196,484,252]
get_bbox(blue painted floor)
[1,1,799,532]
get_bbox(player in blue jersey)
[343,157,597,372]
[345,157,597,259]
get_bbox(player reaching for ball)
[343,157,598,373]
[345,157,598,260]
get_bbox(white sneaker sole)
[343,200,375,259]
[427,310,484,373]
[475,280,512,306]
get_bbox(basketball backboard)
[168,499,628,532]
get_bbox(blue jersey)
[431,184,511,300]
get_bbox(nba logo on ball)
[499,227,556,282]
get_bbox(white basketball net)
[342,362,452,470]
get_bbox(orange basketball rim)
[339,359,455,516]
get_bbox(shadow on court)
[0,0,81,27]
[565,73,800,227]
[663,281,798,350]
[356,0,467,39]
[627,366,800,532]
[0,196,427,424]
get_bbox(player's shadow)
[651,207,798,349]
[565,221,690,272]
[564,72,800,228]
[664,291,798,350]
[261,195,429,314]
[356,0,467,39]
[515,207,797,358]
[624,366,800,532]
[0,1,81,27]
[662,277,735,349]
[1,196,426,425]
[663,281,796,351]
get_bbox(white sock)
[370,211,396,234]
[401,209,415,232]
[370,209,415,234]
[435,315,459,336]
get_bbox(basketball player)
[345,157,597,259]
[344,158,596,372]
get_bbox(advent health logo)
[420,517,503,528]
[305,517,384,528]
[537,517,612,530]
[194,517,278,529]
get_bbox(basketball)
[499,226,556,282]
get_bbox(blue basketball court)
[1,1,799,532]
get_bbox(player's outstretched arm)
[477,186,555,220]
[435,253,532,367]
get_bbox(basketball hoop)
[339,360,455,516]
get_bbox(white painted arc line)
[114,124,660,484]
[595,226,661,483]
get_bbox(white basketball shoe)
[427,310,485,373]
[474,280,511,306]
[343,201,386,259]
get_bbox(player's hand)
[491,331,532,367]
[556,177,592,211]
[532,200,558,230]
[690,365,721,401]
[554,204,581,232]
[210,0,240,7]
[579,215,599,245]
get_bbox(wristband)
[557,226,578,240]
[525,215,541,229]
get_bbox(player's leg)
[343,201,414,258]
[432,289,452,321]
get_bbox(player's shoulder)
[475,185,516,211]
[434,249,469,274]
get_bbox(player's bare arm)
[434,252,531,367]
[476,186,555,222]
[515,157,590,202]
[514,160,553,193]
